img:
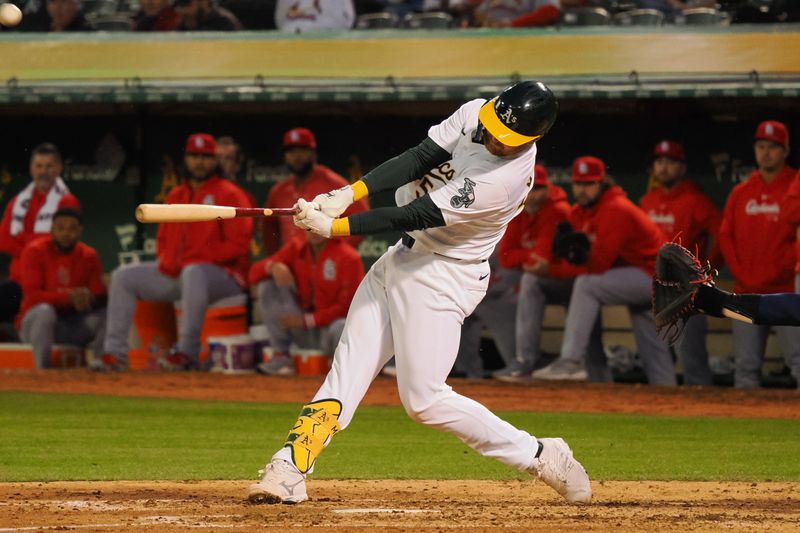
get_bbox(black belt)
[401,233,486,263]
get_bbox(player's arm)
[331,195,445,237]
[311,138,450,218]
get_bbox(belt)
[401,233,487,264]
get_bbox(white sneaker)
[531,358,587,381]
[530,438,592,504]
[248,459,307,504]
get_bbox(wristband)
[352,180,369,201]
[331,218,351,237]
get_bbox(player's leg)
[170,263,242,368]
[512,272,548,375]
[255,279,302,375]
[774,325,800,389]
[19,303,57,369]
[102,262,180,367]
[475,287,517,376]
[389,252,590,503]
[731,321,769,388]
[675,314,713,386]
[249,250,396,504]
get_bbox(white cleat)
[530,438,592,504]
[248,459,308,504]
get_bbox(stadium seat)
[355,13,400,29]
[682,7,727,25]
[614,9,664,26]
[81,0,119,16]
[403,12,455,29]
[561,8,611,26]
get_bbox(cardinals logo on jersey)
[450,178,476,208]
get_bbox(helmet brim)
[479,99,542,148]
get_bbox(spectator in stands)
[174,0,243,31]
[454,248,518,379]
[262,127,368,255]
[249,231,364,376]
[132,0,180,31]
[639,140,722,386]
[275,0,354,32]
[494,164,578,381]
[532,156,676,385]
[474,0,561,27]
[0,143,80,328]
[719,121,800,388]
[18,208,106,369]
[19,0,95,31]
[94,133,253,372]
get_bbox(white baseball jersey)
[395,98,537,261]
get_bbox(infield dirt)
[0,371,798,532]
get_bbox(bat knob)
[135,206,145,223]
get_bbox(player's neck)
[759,165,784,183]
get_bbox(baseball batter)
[248,82,592,505]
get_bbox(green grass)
[1,391,798,482]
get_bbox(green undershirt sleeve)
[361,137,451,194]
[348,195,446,235]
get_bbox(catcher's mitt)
[652,242,717,344]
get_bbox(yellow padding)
[352,180,369,201]
[285,399,342,473]
[331,218,351,237]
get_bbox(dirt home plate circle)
[0,3,22,26]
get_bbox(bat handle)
[233,207,297,217]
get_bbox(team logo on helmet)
[499,107,518,125]
[765,124,774,135]
[579,162,588,175]
[450,178,476,208]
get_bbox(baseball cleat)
[255,354,296,376]
[248,459,307,504]
[88,353,127,372]
[530,438,592,504]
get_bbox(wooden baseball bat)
[135,204,297,223]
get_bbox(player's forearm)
[332,195,445,236]
[361,138,451,196]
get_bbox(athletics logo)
[450,178,476,208]
[499,107,517,125]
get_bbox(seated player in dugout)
[248,82,592,506]
[93,133,253,372]
[262,127,368,255]
[248,231,364,376]
[493,163,592,381]
[18,208,106,369]
[0,143,80,330]
[718,120,800,389]
[640,140,722,386]
[530,156,676,385]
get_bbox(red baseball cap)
[653,140,685,161]
[572,156,606,183]
[185,133,217,155]
[283,128,317,150]
[532,163,550,187]
[755,120,789,148]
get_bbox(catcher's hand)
[652,242,717,344]
[552,221,591,266]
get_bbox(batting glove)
[312,185,355,218]
[293,198,333,238]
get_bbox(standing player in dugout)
[248,81,592,505]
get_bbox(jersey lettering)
[413,161,456,198]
